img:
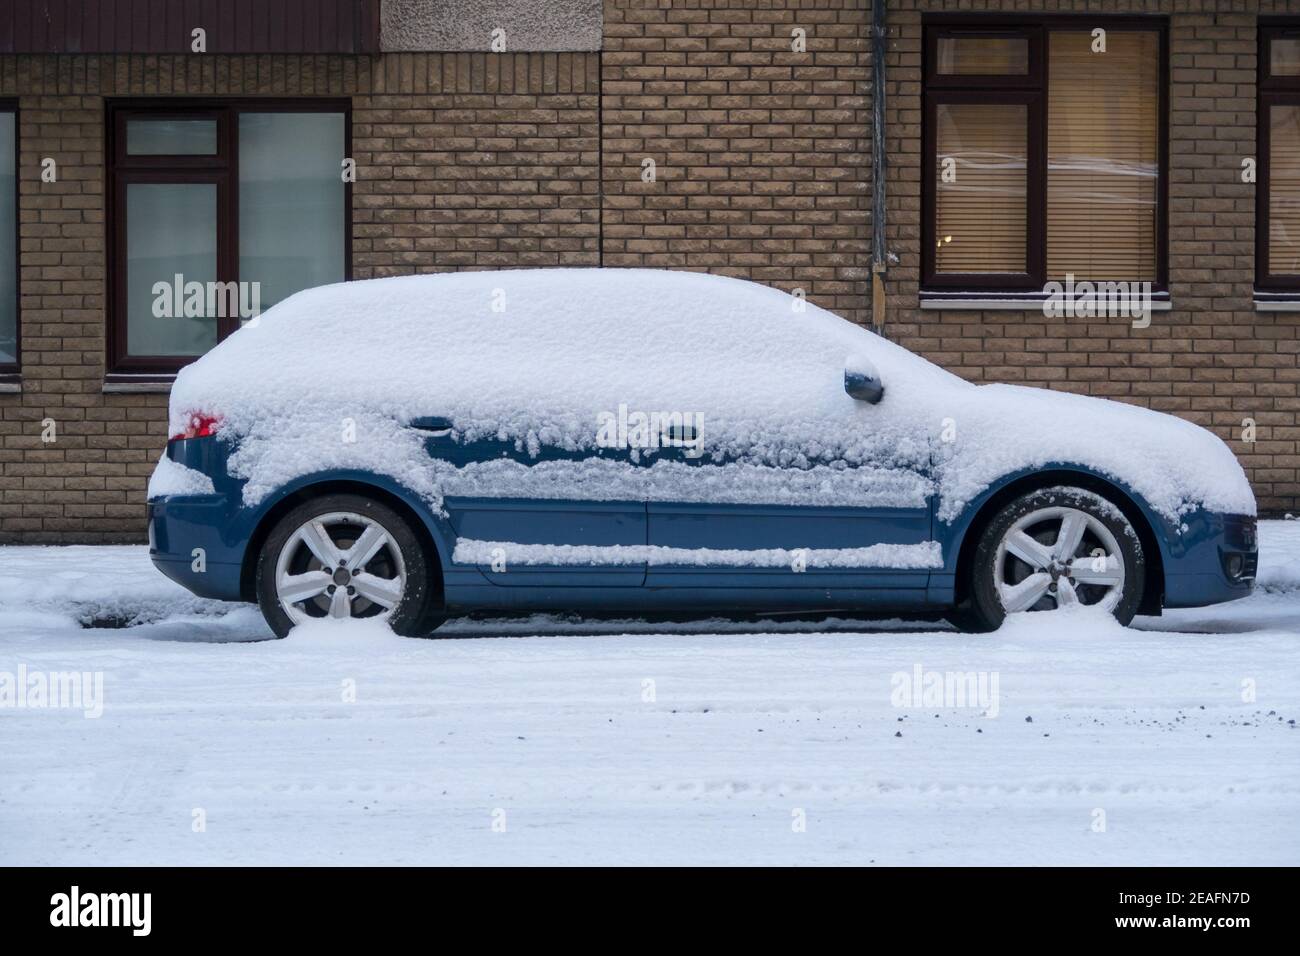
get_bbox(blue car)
[147,270,1258,638]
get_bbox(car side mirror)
[844,354,884,404]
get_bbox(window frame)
[922,88,1045,290]
[1257,23,1300,291]
[106,98,352,378]
[115,110,231,169]
[924,25,1044,89]
[921,15,1170,296]
[0,99,18,377]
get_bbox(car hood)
[929,383,1257,523]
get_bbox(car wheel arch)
[947,469,1166,617]
[239,477,450,609]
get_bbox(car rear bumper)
[148,494,246,602]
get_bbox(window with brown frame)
[923,19,1167,294]
[108,100,350,377]
[1258,25,1300,291]
[0,100,17,375]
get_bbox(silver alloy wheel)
[273,511,407,626]
[993,505,1126,615]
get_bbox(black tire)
[955,486,1145,633]
[942,604,988,633]
[255,493,434,639]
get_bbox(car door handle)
[663,423,704,459]
[409,416,454,435]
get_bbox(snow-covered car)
[147,269,1258,638]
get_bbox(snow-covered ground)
[1,525,1297,866]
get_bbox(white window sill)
[920,296,1172,312]
[102,380,173,394]
[1254,298,1300,312]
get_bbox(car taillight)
[169,413,221,442]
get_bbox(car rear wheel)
[953,486,1145,632]
[255,494,434,639]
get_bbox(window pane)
[126,119,218,155]
[936,36,1029,75]
[1047,31,1159,282]
[239,113,345,314]
[0,112,14,365]
[934,103,1028,274]
[126,183,219,356]
[1272,37,1300,76]
[1270,105,1300,275]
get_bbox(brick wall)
[353,52,600,276]
[601,0,872,323]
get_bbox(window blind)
[934,103,1028,274]
[1270,105,1300,276]
[936,36,1029,75]
[1273,37,1300,76]
[1046,31,1159,282]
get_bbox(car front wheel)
[255,494,433,639]
[955,486,1145,632]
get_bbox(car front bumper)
[1161,510,1257,609]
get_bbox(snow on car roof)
[165,269,1255,522]
[171,267,963,437]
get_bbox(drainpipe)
[871,0,888,336]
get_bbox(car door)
[642,384,937,596]
[644,467,935,594]
[419,419,647,587]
